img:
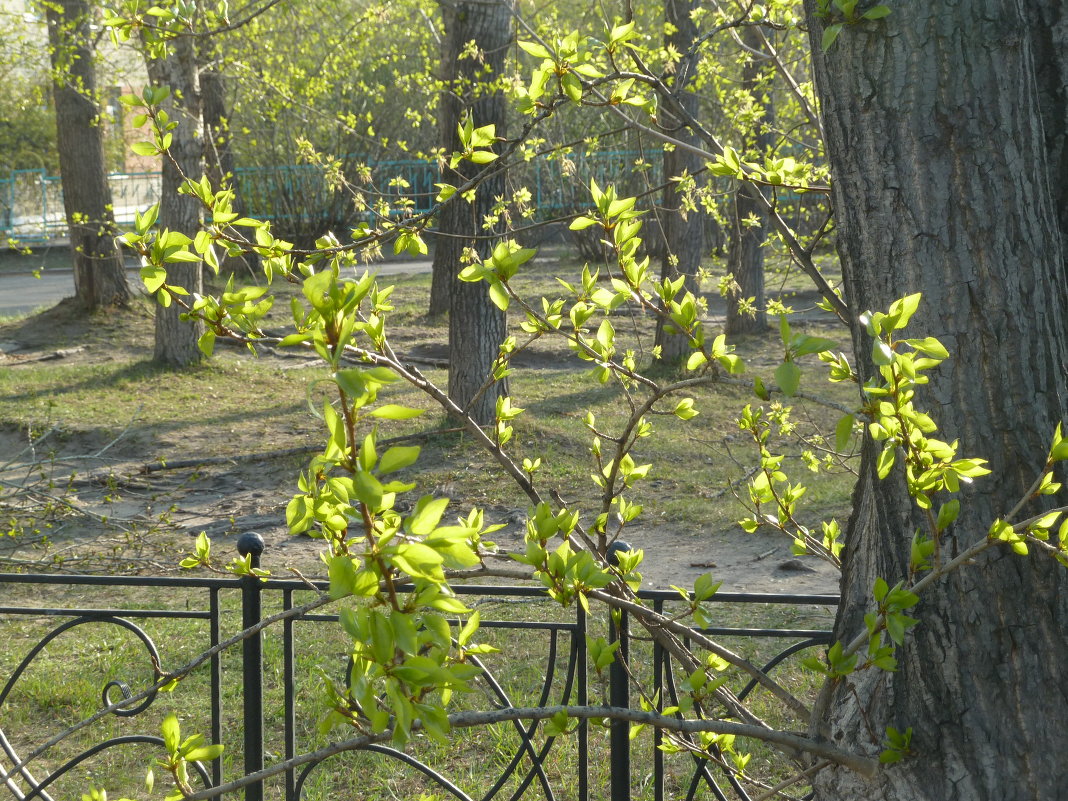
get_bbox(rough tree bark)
[654,0,704,363]
[1028,0,1068,277]
[724,23,771,336]
[430,0,513,424]
[45,0,131,310]
[806,2,1068,799]
[199,41,257,277]
[145,36,205,367]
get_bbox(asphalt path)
[0,259,434,317]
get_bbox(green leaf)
[334,368,369,399]
[753,375,771,400]
[873,577,889,603]
[886,293,921,330]
[936,500,960,531]
[136,203,159,233]
[197,330,216,358]
[488,280,510,311]
[561,71,583,102]
[354,471,384,509]
[279,332,310,348]
[835,414,855,452]
[328,555,357,599]
[569,216,598,231]
[822,23,843,51]
[184,744,224,763]
[778,314,792,348]
[369,404,424,420]
[378,445,421,474]
[392,542,444,579]
[876,446,896,479]
[408,496,450,536]
[863,4,891,19]
[718,353,745,374]
[164,249,201,264]
[286,495,312,534]
[793,335,838,357]
[904,337,950,358]
[1050,422,1068,461]
[161,714,180,754]
[872,339,894,365]
[131,140,159,156]
[518,40,552,59]
[141,266,167,293]
[775,361,802,397]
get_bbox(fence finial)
[237,531,265,567]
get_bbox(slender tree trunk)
[146,37,205,367]
[654,0,704,363]
[199,44,258,277]
[45,0,130,310]
[432,0,513,424]
[806,3,1068,799]
[724,182,769,334]
[724,23,771,336]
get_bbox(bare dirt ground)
[0,275,844,595]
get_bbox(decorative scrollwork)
[0,616,165,800]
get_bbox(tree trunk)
[432,0,513,424]
[45,0,130,310]
[724,23,770,336]
[1027,0,1068,283]
[806,3,1068,799]
[723,183,769,335]
[199,44,258,278]
[146,37,205,367]
[654,0,704,363]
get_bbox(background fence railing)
[0,540,836,801]
[1,151,828,249]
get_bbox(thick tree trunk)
[146,38,205,367]
[806,3,1068,799]
[432,0,512,424]
[45,0,130,310]
[724,23,770,336]
[654,0,704,363]
[1028,0,1068,284]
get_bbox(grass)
[0,244,855,798]
[0,252,856,555]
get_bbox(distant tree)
[144,34,204,366]
[724,22,771,336]
[198,38,256,276]
[430,0,514,424]
[45,0,131,310]
[654,0,704,363]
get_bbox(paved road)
[0,260,433,317]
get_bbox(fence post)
[607,542,631,801]
[237,532,265,801]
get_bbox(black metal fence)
[0,542,836,801]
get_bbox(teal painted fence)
[0,151,823,246]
